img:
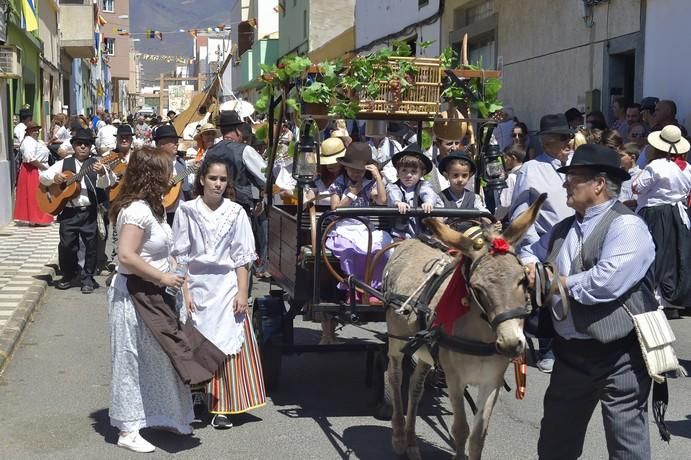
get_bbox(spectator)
[494,106,516,150]
[511,113,575,374]
[627,122,647,148]
[14,122,53,226]
[166,110,176,121]
[639,97,659,131]
[495,144,526,221]
[618,142,641,208]
[565,107,585,130]
[370,122,405,183]
[586,110,608,130]
[610,96,628,137]
[512,122,537,160]
[626,103,642,125]
[93,106,105,133]
[653,100,688,136]
[95,117,118,154]
[14,107,33,148]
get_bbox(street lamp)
[292,119,320,184]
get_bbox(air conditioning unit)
[0,45,22,79]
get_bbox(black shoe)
[55,276,80,290]
[81,284,95,294]
[210,414,232,429]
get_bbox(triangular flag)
[97,14,107,26]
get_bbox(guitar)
[162,162,200,209]
[104,151,129,201]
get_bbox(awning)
[308,26,355,63]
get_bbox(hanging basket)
[357,57,443,117]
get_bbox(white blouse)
[20,136,50,164]
[171,198,256,355]
[115,200,172,275]
[632,158,691,210]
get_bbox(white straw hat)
[647,125,690,155]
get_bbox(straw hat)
[194,123,220,140]
[320,137,346,165]
[330,119,350,138]
[647,125,690,155]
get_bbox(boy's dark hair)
[441,158,473,173]
[503,144,527,163]
[623,142,640,161]
[396,154,426,172]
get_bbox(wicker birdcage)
[357,57,443,117]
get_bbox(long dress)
[325,175,393,290]
[108,200,194,434]
[172,197,266,414]
[14,136,53,225]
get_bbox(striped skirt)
[207,316,267,414]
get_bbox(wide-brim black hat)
[217,110,244,128]
[538,113,574,136]
[114,124,134,137]
[437,150,476,175]
[152,124,181,141]
[557,144,630,181]
[71,127,95,144]
[337,142,376,171]
[391,143,433,175]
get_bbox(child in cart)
[386,143,439,239]
[436,150,501,231]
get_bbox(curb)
[0,259,57,374]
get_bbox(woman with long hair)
[512,122,536,160]
[108,146,224,453]
[172,157,266,429]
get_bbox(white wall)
[643,0,691,131]
[355,0,440,56]
[257,0,279,39]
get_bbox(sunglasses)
[74,140,92,147]
[512,132,525,138]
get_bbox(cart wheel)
[251,304,283,392]
[373,350,393,421]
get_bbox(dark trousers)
[538,334,652,460]
[58,206,97,282]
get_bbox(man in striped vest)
[521,144,656,460]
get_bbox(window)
[103,0,114,12]
[103,37,115,56]
[454,0,495,29]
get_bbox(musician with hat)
[205,110,267,216]
[521,143,657,460]
[152,124,188,225]
[39,128,109,293]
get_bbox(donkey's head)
[424,194,546,358]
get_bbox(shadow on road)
[666,414,691,439]
[89,408,203,453]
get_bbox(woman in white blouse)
[14,122,53,225]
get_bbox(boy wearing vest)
[386,144,438,239]
[39,128,108,293]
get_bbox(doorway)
[608,51,635,119]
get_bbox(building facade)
[100,0,130,116]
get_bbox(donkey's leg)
[467,382,501,460]
[445,366,470,460]
[404,354,433,460]
[388,338,407,455]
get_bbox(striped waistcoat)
[547,201,657,343]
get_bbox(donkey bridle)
[390,248,531,357]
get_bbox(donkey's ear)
[423,218,477,256]
[502,193,547,246]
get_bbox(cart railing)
[312,207,496,307]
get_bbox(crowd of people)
[8,90,690,456]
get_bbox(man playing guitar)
[39,128,110,293]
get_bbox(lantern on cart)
[292,119,321,184]
[480,144,507,192]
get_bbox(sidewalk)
[0,222,59,373]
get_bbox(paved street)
[0,269,690,459]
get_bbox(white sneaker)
[117,431,156,453]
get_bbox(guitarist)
[39,128,108,294]
[152,124,188,226]
[100,123,135,273]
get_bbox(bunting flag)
[97,14,108,26]
[137,53,195,64]
[273,2,285,14]
[21,0,38,32]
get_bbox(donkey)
[383,195,545,460]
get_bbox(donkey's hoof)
[406,446,422,460]
[392,437,407,455]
